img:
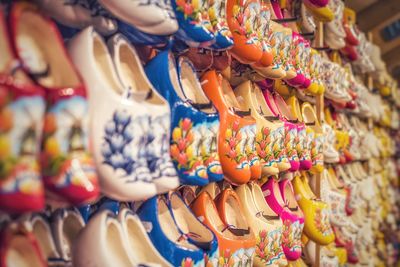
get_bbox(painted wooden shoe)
[233,81,281,176]
[118,208,173,266]
[214,188,257,265]
[292,174,335,245]
[10,2,100,206]
[201,71,253,185]
[208,0,234,50]
[137,195,205,266]
[252,21,286,79]
[167,192,219,264]
[303,2,334,23]
[262,178,303,261]
[236,183,285,266]
[0,222,47,267]
[261,89,292,173]
[107,34,180,193]
[267,91,301,172]
[226,0,263,64]
[99,0,179,35]
[249,182,288,266]
[72,210,135,267]
[68,27,157,201]
[301,103,323,173]
[19,213,61,265]
[0,7,45,213]
[146,52,219,186]
[285,96,312,170]
[52,207,85,264]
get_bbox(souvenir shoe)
[324,0,345,38]
[208,0,234,50]
[301,103,323,173]
[167,192,219,264]
[295,1,316,35]
[322,123,340,164]
[292,174,335,245]
[262,178,303,260]
[280,28,298,81]
[0,222,47,267]
[33,0,117,35]
[227,0,263,64]
[248,182,288,266]
[68,27,157,200]
[286,96,312,170]
[118,208,172,266]
[146,51,219,186]
[72,209,135,267]
[107,34,180,193]
[19,213,61,265]
[214,188,257,265]
[233,81,280,176]
[267,91,301,172]
[98,0,179,35]
[252,21,286,79]
[191,190,248,266]
[236,183,286,266]
[0,7,45,213]
[251,1,274,68]
[10,2,100,206]
[137,195,205,266]
[201,71,253,185]
[52,208,85,264]
[285,33,307,88]
[261,88,293,173]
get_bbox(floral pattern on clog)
[217,247,255,267]
[176,0,213,32]
[0,88,44,196]
[270,126,288,165]
[209,0,232,38]
[171,118,208,179]
[267,30,284,68]
[41,96,98,190]
[255,127,274,167]
[282,219,303,253]
[255,228,284,265]
[224,120,249,170]
[232,0,260,44]
[255,5,272,54]
[309,134,324,167]
[242,124,260,168]
[314,207,334,237]
[296,127,311,163]
[285,127,299,162]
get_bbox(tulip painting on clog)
[215,248,256,267]
[223,120,249,172]
[282,219,303,255]
[297,126,312,170]
[170,118,208,184]
[255,127,276,171]
[41,93,99,205]
[252,3,273,67]
[208,0,234,49]
[255,228,285,265]
[173,0,215,46]
[0,82,45,213]
[242,124,261,180]
[270,126,290,172]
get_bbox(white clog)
[68,27,158,201]
[107,34,179,194]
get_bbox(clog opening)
[158,198,198,250]
[250,183,279,218]
[32,218,58,259]
[16,10,80,88]
[6,236,44,267]
[224,194,249,232]
[117,41,164,105]
[170,193,214,243]
[105,220,133,266]
[62,214,84,260]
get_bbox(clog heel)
[201,71,254,185]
